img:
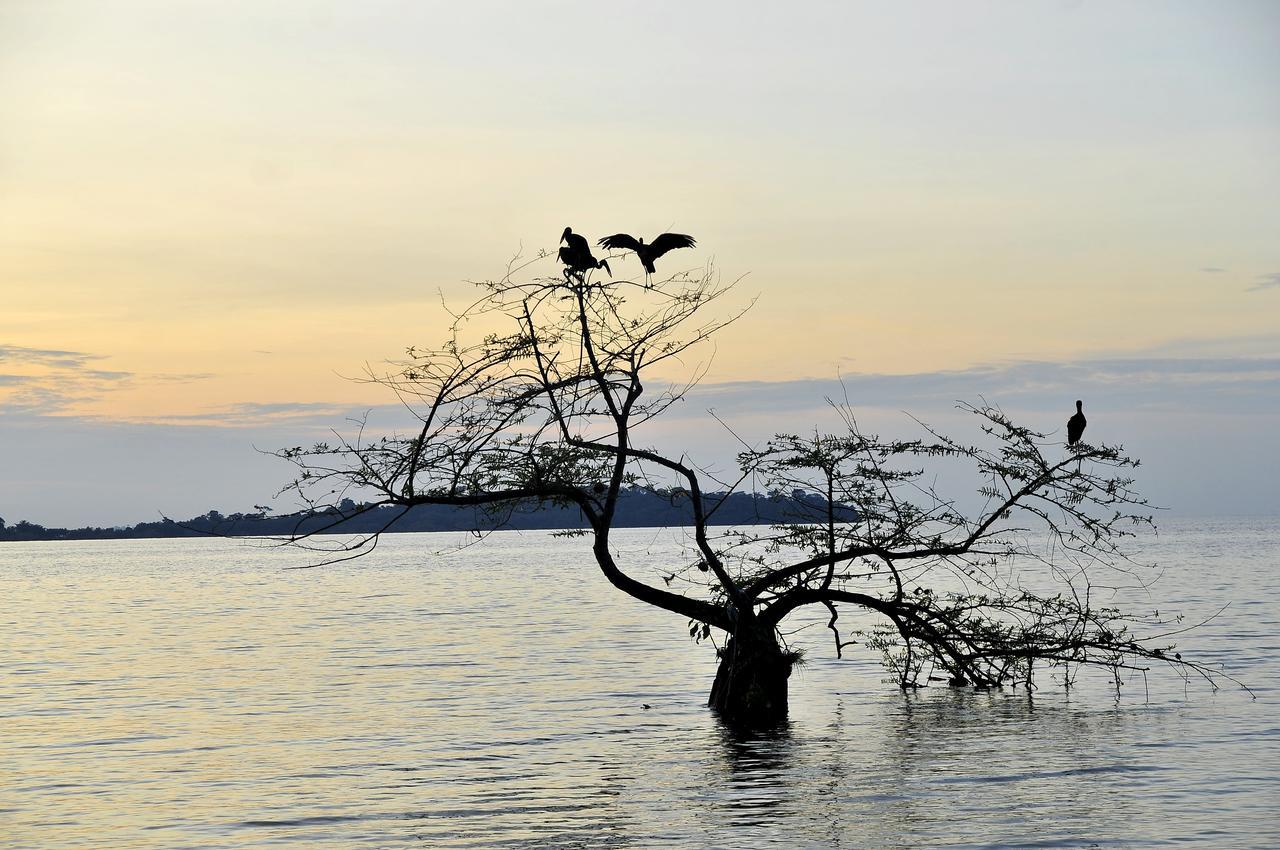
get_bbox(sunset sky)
[2,1,1278,526]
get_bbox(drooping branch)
[708,398,1242,692]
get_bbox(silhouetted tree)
[276,252,1235,727]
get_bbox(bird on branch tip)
[1067,399,1087,446]
[559,227,611,281]
[598,231,696,275]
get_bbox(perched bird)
[597,231,696,275]
[1067,399,1087,446]
[560,226,591,259]
[559,227,610,280]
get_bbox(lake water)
[2,517,1278,849]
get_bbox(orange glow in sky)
[2,1,1277,524]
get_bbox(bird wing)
[598,233,643,253]
[647,232,696,259]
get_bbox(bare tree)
[276,252,1236,727]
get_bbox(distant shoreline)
[0,488,855,543]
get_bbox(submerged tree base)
[708,629,796,728]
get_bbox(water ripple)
[1,520,1277,849]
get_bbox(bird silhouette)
[598,231,696,275]
[1067,400,1087,446]
[559,227,610,280]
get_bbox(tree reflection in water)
[712,719,797,826]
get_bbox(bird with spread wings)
[598,231,696,275]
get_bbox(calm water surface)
[2,518,1278,849]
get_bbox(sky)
[2,0,1278,526]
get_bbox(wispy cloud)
[152,372,217,383]
[0,344,214,417]
[1247,272,1280,292]
[134,400,404,428]
[0,344,102,370]
[673,354,1280,420]
[7,342,1279,435]
[0,344,133,415]
[1114,332,1280,359]
[4,349,1278,526]
[1200,266,1227,273]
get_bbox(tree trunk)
[708,625,793,728]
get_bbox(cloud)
[1113,332,1280,359]
[152,373,216,383]
[4,349,1279,527]
[1247,272,1280,292]
[133,400,408,428]
[669,354,1280,421]
[0,344,133,415]
[0,344,213,416]
[1199,266,1227,273]
[19,343,1274,431]
[0,344,99,370]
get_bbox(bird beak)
[600,260,611,277]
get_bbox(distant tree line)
[0,487,854,543]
